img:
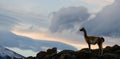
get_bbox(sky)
[1,0,120,57]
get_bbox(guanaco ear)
[80,27,84,31]
[82,27,85,29]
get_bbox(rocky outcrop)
[26,45,120,59]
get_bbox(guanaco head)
[80,27,85,31]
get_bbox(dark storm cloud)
[50,7,90,33]
[82,0,120,37]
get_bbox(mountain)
[0,31,77,52]
[0,45,25,59]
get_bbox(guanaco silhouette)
[80,27,105,55]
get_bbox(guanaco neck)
[82,29,88,38]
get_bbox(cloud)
[0,8,78,52]
[0,31,77,52]
[0,7,50,34]
[49,7,90,33]
[61,0,114,13]
[0,3,75,52]
[0,0,79,53]
[0,13,18,31]
[82,0,114,5]
[0,0,42,14]
[82,0,120,37]
[12,28,86,50]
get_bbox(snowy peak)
[0,45,25,59]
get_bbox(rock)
[26,56,35,59]
[36,51,46,59]
[98,53,120,59]
[26,45,120,59]
[58,50,75,55]
[46,47,57,55]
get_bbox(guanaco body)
[80,27,104,55]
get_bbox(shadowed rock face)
[26,45,120,59]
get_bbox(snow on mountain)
[0,45,25,59]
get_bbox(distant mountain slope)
[0,31,77,52]
[0,45,25,59]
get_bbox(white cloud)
[60,0,114,13]
[83,0,114,4]
[83,0,114,12]
[68,0,114,7]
